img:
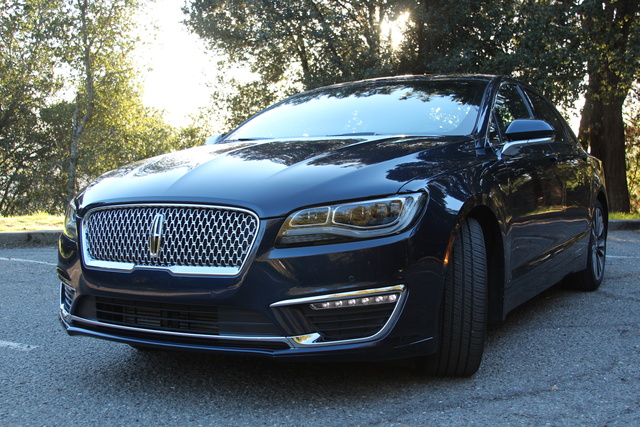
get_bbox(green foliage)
[186,1,406,91]
[199,70,286,131]
[397,1,516,72]
[3,0,639,214]
[609,212,640,220]
[76,79,175,184]
[185,0,589,126]
[60,0,143,201]
[0,0,204,216]
[578,0,640,99]
[186,0,640,212]
[625,87,640,214]
[0,212,63,231]
[575,0,640,212]
[0,0,65,215]
[185,0,433,128]
[510,0,585,108]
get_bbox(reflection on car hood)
[78,135,474,217]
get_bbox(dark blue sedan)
[58,75,607,376]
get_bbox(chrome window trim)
[80,203,260,277]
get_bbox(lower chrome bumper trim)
[68,315,295,347]
[61,284,406,349]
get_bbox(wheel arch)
[597,190,609,226]
[466,205,506,323]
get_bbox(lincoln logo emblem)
[149,213,165,258]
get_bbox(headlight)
[276,193,427,247]
[63,202,78,240]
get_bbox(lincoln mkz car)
[58,75,607,376]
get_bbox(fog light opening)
[59,280,77,317]
[310,292,400,310]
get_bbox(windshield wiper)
[225,137,271,142]
[327,132,383,137]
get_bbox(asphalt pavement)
[0,228,638,426]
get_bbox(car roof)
[313,74,501,90]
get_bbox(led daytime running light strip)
[310,293,399,310]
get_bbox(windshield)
[226,80,487,141]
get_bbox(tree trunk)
[579,73,631,212]
[66,0,94,204]
[577,0,640,213]
[67,103,82,204]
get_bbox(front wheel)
[565,200,607,291]
[424,217,488,377]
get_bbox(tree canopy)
[0,0,197,216]
[2,0,639,215]
[0,0,64,215]
[577,0,640,212]
[186,0,640,212]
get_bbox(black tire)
[428,218,488,377]
[565,200,607,291]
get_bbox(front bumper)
[58,217,448,362]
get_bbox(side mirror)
[501,119,555,157]
[204,134,225,145]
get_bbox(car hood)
[77,135,475,218]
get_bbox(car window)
[488,113,502,145]
[226,80,487,140]
[493,84,532,136]
[525,90,572,144]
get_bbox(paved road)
[1,230,639,426]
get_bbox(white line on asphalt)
[608,255,640,259]
[0,256,56,266]
[0,340,38,351]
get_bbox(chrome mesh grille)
[82,204,259,275]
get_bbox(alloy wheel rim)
[591,207,606,281]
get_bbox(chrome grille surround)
[81,204,260,276]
